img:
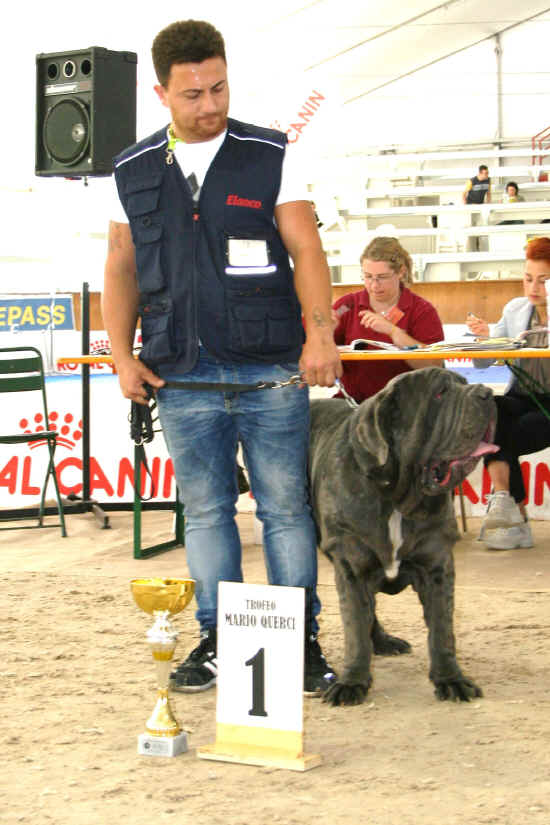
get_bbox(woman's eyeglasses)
[362,273,396,284]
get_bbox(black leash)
[129,375,302,500]
[129,384,160,501]
[162,376,302,392]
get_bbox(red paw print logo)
[19,412,83,450]
[90,338,111,355]
[90,337,115,372]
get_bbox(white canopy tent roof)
[230,0,550,155]
[237,0,550,103]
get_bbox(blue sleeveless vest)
[113,119,304,373]
[466,175,490,204]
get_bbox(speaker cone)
[43,97,90,165]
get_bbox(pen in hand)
[466,312,489,338]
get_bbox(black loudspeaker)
[35,47,137,178]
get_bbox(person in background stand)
[466,237,550,550]
[102,19,342,696]
[332,237,444,402]
[503,181,524,203]
[462,164,491,205]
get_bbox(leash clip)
[335,378,359,409]
[257,374,303,390]
[275,374,303,389]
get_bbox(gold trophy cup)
[131,577,195,757]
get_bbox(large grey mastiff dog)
[309,367,497,707]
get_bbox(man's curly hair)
[152,20,226,86]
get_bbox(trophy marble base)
[138,731,188,758]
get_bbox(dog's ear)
[351,380,400,472]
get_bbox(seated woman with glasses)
[332,236,444,402]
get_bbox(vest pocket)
[228,297,298,353]
[139,304,174,365]
[224,229,276,277]
[133,220,164,293]
[126,176,165,293]
[125,174,163,217]
[127,187,160,216]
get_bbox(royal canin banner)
[1,374,175,507]
[2,370,550,518]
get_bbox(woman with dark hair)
[467,237,550,549]
[503,181,524,203]
[332,236,444,402]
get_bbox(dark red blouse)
[333,286,444,402]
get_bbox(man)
[462,164,491,204]
[102,20,342,696]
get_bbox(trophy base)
[138,731,188,758]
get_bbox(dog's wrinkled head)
[351,367,497,513]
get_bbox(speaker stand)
[68,281,110,529]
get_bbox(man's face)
[154,57,229,143]
[478,168,489,181]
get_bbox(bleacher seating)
[310,141,550,291]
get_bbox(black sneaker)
[304,633,336,697]
[170,628,217,693]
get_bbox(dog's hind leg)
[413,551,482,702]
[372,614,412,656]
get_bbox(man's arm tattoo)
[108,223,123,253]
[311,307,329,328]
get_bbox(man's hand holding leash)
[116,356,165,406]
[299,333,342,388]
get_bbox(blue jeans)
[156,349,321,634]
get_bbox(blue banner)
[0,296,74,331]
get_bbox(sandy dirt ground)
[1,507,550,825]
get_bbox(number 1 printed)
[245,648,268,717]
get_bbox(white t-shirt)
[110,127,309,223]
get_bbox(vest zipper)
[192,208,200,351]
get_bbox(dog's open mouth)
[424,419,498,491]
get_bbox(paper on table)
[423,337,526,352]
[338,339,403,352]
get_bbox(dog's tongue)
[446,441,499,481]
[470,441,499,458]
[434,441,498,488]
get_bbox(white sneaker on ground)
[482,491,524,530]
[482,522,534,551]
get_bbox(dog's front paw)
[322,677,372,707]
[373,632,412,656]
[434,675,483,702]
